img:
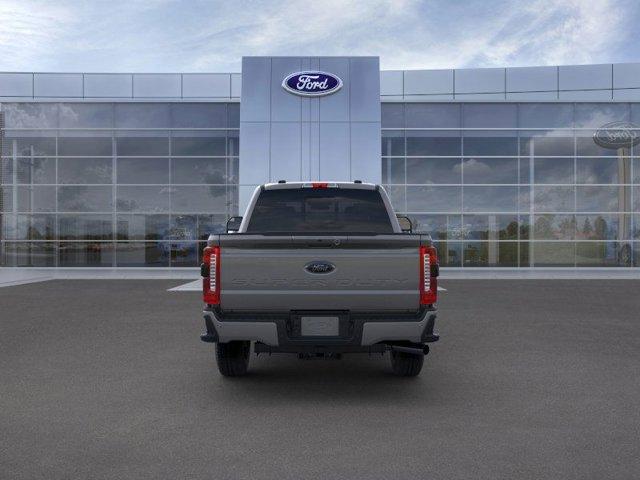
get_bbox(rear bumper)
[201,306,438,349]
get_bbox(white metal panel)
[613,63,640,89]
[404,69,453,95]
[380,71,403,96]
[231,73,242,98]
[0,73,33,97]
[506,91,558,100]
[270,57,302,122]
[319,57,350,122]
[270,122,302,181]
[612,88,640,101]
[455,68,504,94]
[558,90,612,100]
[133,74,181,97]
[350,122,381,183]
[34,73,83,97]
[182,74,230,97]
[240,57,271,122]
[349,57,381,122]
[84,74,132,97]
[559,64,611,91]
[319,122,350,180]
[506,66,557,92]
[239,122,270,185]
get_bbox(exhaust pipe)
[389,344,429,356]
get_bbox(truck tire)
[390,350,424,376]
[216,341,250,377]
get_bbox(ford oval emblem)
[593,121,640,149]
[304,261,336,274]
[282,71,343,97]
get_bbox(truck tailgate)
[216,234,425,312]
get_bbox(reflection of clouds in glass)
[3,104,57,128]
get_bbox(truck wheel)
[215,341,250,377]
[390,350,424,376]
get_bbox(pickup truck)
[199,181,440,377]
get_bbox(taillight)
[420,245,438,305]
[202,246,220,305]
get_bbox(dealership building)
[1,56,639,269]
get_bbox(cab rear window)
[246,188,394,233]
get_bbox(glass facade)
[382,102,640,267]
[0,102,239,267]
[1,100,639,268]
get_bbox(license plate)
[300,316,340,336]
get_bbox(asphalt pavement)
[1,279,639,479]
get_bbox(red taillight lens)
[202,246,220,305]
[311,182,328,189]
[420,245,438,305]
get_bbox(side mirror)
[226,216,243,233]
[396,215,413,233]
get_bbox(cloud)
[0,0,637,72]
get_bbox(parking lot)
[1,279,639,479]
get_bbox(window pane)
[519,134,574,156]
[116,214,170,240]
[576,157,627,184]
[58,158,112,184]
[574,103,630,128]
[171,186,228,213]
[381,103,404,128]
[383,185,405,212]
[463,186,518,212]
[462,215,519,240]
[532,242,575,266]
[228,104,240,127]
[533,214,576,240]
[115,242,169,267]
[16,157,56,184]
[169,214,226,241]
[1,186,12,211]
[228,157,238,184]
[59,242,114,267]
[2,104,58,128]
[17,186,56,212]
[463,104,516,128]
[114,104,170,128]
[116,158,169,184]
[116,136,169,156]
[463,242,518,267]
[116,186,170,212]
[382,158,405,184]
[406,131,461,156]
[3,136,56,156]
[58,186,113,212]
[576,242,630,267]
[534,186,575,212]
[577,186,629,212]
[1,157,12,183]
[463,134,518,156]
[2,242,56,267]
[406,158,461,184]
[58,103,113,128]
[410,214,462,240]
[633,158,640,183]
[15,214,55,240]
[171,134,226,156]
[576,134,626,156]
[58,137,113,156]
[534,158,574,184]
[168,242,200,267]
[518,104,574,129]
[576,214,629,240]
[59,214,113,240]
[381,130,404,156]
[462,158,517,184]
[171,103,227,128]
[432,240,462,267]
[171,158,227,184]
[406,104,460,128]
[406,186,461,213]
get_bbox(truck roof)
[262,181,377,190]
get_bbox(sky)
[0,0,638,73]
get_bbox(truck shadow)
[204,354,445,406]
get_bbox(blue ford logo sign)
[593,121,640,149]
[304,261,336,274]
[282,71,343,97]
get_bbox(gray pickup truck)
[200,181,440,377]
